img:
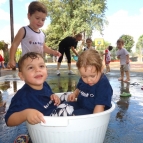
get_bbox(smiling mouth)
[35,75,43,78]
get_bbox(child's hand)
[26,109,45,125]
[53,51,61,57]
[126,60,129,64]
[117,55,120,59]
[50,94,60,106]
[67,93,76,101]
[7,60,16,69]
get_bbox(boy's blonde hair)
[28,1,48,16]
[18,52,44,72]
[117,39,124,45]
[76,49,102,73]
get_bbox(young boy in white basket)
[53,49,113,116]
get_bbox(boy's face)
[86,40,92,47]
[79,66,102,86]
[28,11,47,31]
[117,42,123,49]
[18,56,47,90]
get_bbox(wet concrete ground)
[0,63,143,143]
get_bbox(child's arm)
[126,54,129,64]
[50,94,61,106]
[68,89,80,101]
[43,44,61,57]
[71,47,79,56]
[8,28,25,68]
[93,105,105,113]
[7,109,45,126]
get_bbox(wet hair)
[18,52,44,72]
[28,1,48,16]
[108,46,113,51]
[86,38,92,42]
[117,39,124,45]
[76,49,102,73]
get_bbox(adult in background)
[57,34,82,75]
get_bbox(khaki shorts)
[120,64,130,72]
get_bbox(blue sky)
[106,0,143,16]
[0,0,143,47]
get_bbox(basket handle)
[41,117,69,127]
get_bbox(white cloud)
[92,8,143,49]
[25,2,29,12]
[0,9,9,20]
[0,0,6,6]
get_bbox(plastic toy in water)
[130,82,139,86]
[72,55,78,61]
[120,92,131,97]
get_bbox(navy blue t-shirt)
[59,36,78,49]
[5,82,56,124]
[77,74,113,112]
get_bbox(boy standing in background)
[8,1,61,69]
[116,39,130,82]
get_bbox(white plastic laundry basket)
[26,93,115,143]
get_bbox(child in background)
[0,54,5,68]
[104,46,113,73]
[64,49,113,115]
[8,1,60,69]
[5,52,62,126]
[83,38,95,51]
[116,39,130,82]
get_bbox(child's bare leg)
[108,65,110,72]
[106,64,109,73]
[124,71,130,82]
[105,65,108,73]
[118,71,124,81]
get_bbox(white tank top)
[21,26,45,56]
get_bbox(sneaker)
[68,70,75,75]
[56,70,60,76]
[14,134,29,143]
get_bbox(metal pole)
[9,0,14,43]
[9,0,16,70]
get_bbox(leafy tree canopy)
[136,35,143,52]
[0,41,6,50]
[119,34,134,52]
[39,0,107,49]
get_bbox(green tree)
[0,41,9,63]
[40,0,107,48]
[0,41,5,50]
[119,35,134,52]
[136,35,143,52]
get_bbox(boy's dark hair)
[86,38,92,42]
[75,33,82,38]
[18,52,44,72]
[117,39,124,45]
[108,46,113,51]
[28,1,48,15]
